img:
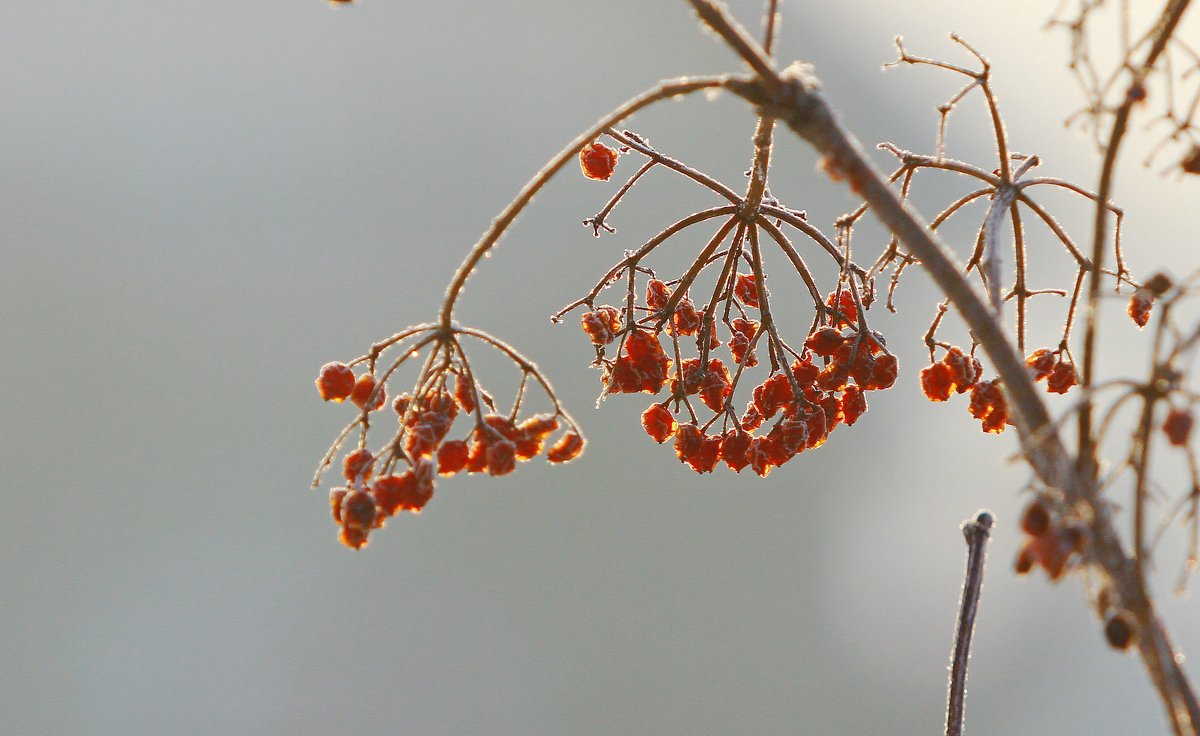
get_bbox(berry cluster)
[577,276,896,477]
[1026,348,1078,395]
[313,328,584,549]
[1014,498,1084,581]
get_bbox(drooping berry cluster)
[575,275,896,477]
[313,328,584,549]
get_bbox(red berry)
[1026,349,1057,381]
[1046,362,1078,395]
[734,273,760,308]
[920,362,954,402]
[547,432,584,463]
[342,448,375,482]
[1128,294,1153,328]
[641,404,676,444]
[805,327,845,357]
[841,385,867,426]
[316,362,356,402]
[581,306,621,346]
[350,373,386,412]
[1020,499,1051,537]
[580,141,619,181]
[486,440,517,476]
[437,440,470,476]
[1163,408,1194,447]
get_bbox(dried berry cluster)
[576,273,895,477]
[313,327,584,549]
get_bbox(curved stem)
[439,75,736,330]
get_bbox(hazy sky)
[2,2,1196,734]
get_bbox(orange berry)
[486,440,517,476]
[920,362,954,402]
[350,373,386,411]
[1026,349,1057,381]
[864,352,898,391]
[825,290,857,327]
[316,362,356,402]
[841,385,867,426]
[453,373,477,413]
[579,141,619,181]
[641,404,676,444]
[340,489,377,533]
[581,306,622,346]
[646,279,671,311]
[341,448,375,482]
[1014,539,1037,575]
[329,488,349,524]
[1128,293,1153,328]
[437,439,471,476]
[734,273,760,308]
[719,430,751,472]
[1046,362,1078,395]
[943,347,979,392]
[547,432,584,463]
[805,327,845,357]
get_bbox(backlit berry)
[580,141,619,181]
[1026,349,1057,381]
[920,362,954,402]
[342,448,375,482]
[547,432,584,463]
[826,290,857,326]
[1046,362,1078,395]
[805,327,845,357]
[646,279,671,311]
[642,403,676,444]
[350,373,386,411]
[316,362,356,402]
[581,306,621,346]
[841,385,867,426]
[734,273,760,308]
[1128,293,1153,328]
[437,440,470,476]
[486,440,517,476]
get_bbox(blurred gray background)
[2,1,1197,734]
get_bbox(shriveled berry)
[350,373,386,412]
[342,448,375,482]
[581,306,621,346]
[1128,294,1153,328]
[316,362,356,402]
[719,430,751,472]
[1046,362,1078,394]
[1026,349,1057,381]
[1014,539,1037,575]
[486,440,517,476]
[841,385,867,426]
[734,273,760,308]
[453,373,477,413]
[437,439,470,476]
[943,347,979,392]
[329,488,349,524]
[1163,408,1194,447]
[646,279,671,311]
[579,141,619,181]
[920,362,954,402]
[340,489,377,532]
[547,432,584,463]
[642,404,676,444]
[805,327,845,357]
[826,290,857,326]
